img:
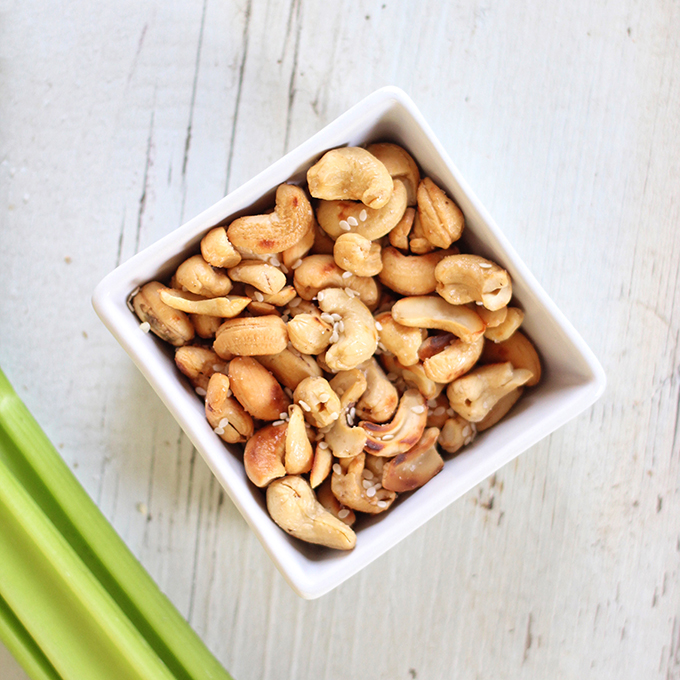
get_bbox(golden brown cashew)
[331,453,397,514]
[307,147,393,209]
[281,217,316,269]
[324,370,368,459]
[435,254,512,311]
[355,358,399,424]
[243,423,287,487]
[476,387,524,431]
[389,206,415,249]
[422,335,485,383]
[201,226,242,268]
[416,177,465,248]
[293,376,342,428]
[366,143,420,205]
[315,477,356,525]
[205,373,254,444]
[175,255,233,298]
[159,288,251,318]
[175,346,228,392]
[381,355,446,401]
[374,311,426,367]
[309,443,333,489]
[316,180,408,241]
[228,357,290,421]
[379,247,457,296]
[391,295,485,343]
[228,260,287,295]
[480,330,541,386]
[333,233,383,277]
[190,313,223,339]
[360,389,428,457]
[409,211,436,254]
[293,254,380,309]
[382,427,444,492]
[267,475,356,549]
[438,415,476,454]
[257,346,323,390]
[474,304,508,329]
[484,307,524,343]
[318,288,379,372]
[287,314,333,355]
[244,285,297,307]
[284,404,314,474]
[132,281,195,347]
[214,315,288,357]
[446,362,533,422]
[227,183,314,254]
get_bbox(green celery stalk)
[0,368,233,680]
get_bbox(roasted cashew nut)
[380,354,445,401]
[389,206,415,249]
[438,415,476,454]
[201,226,242,268]
[416,177,465,249]
[132,281,195,346]
[421,335,485,383]
[480,330,541,386]
[375,311,426,367]
[228,260,287,295]
[324,370,368,459]
[331,453,396,514]
[309,443,333,489]
[205,373,254,444]
[435,254,512,311]
[267,475,356,550]
[355,358,399,424]
[379,246,456,296]
[285,404,314,474]
[257,346,323,391]
[227,183,314,254]
[287,313,333,356]
[333,233,383,277]
[409,210,435,254]
[315,476,355,525]
[244,284,297,307]
[214,315,288,358]
[159,288,251,318]
[484,307,524,343]
[228,357,290,421]
[476,386,524,432]
[293,376,341,428]
[243,423,287,487]
[381,427,444,493]
[307,147,393,209]
[175,254,233,298]
[366,143,420,205]
[175,346,228,391]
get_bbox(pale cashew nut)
[293,376,341,428]
[355,358,399,424]
[316,180,408,241]
[287,314,333,355]
[422,335,485,383]
[318,288,379,372]
[309,442,333,489]
[360,389,428,457]
[243,423,287,487]
[267,475,356,549]
[175,346,228,391]
[285,404,314,474]
[201,226,242,268]
[159,288,251,317]
[227,183,314,254]
[391,295,485,343]
[307,147,393,209]
[476,386,524,432]
[446,362,533,422]
[435,254,512,311]
[228,357,290,421]
[484,307,524,343]
[333,233,383,277]
[214,315,288,357]
[381,427,444,493]
[366,143,420,205]
[132,281,195,346]
[474,304,508,329]
[331,453,396,514]
[480,330,541,386]
[381,354,445,401]
[374,311,426,367]
[438,415,476,454]
[409,210,435,254]
[247,301,280,316]
[389,206,415,249]
[416,177,465,248]
[190,313,223,339]
[293,254,380,309]
[379,246,456,296]
[315,477,355,525]
[244,284,297,307]
[205,373,254,444]
[324,370,368,459]
[228,260,287,295]
[281,217,316,268]
[257,346,323,390]
[175,255,233,297]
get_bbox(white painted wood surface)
[1,1,679,678]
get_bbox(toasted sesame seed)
[320,312,334,323]
[299,400,312,412]
[329,331,339,344]
[214,427,225,435]
[476,301,484,306]
[338,508,350,519]
[139,321,151,333]
[427,398,438,407]
[348,216,359,226]
[331,412,340,421]
[337,320,345,333]
[331,313,342,321]
[333,464,342,475]
[342,270,352,279]
[339,220,351,231]
[375,320,383,331]
[359,209,368,222]
[254,291,265,302]
[279,411,288,420]
[373,482,382,491]
[318,441,329,449]
[366,486,376,497]
[288,297,301,307]
[219,418,230,428]
[226,388,232,397]
[284,387,294,398]
[212,364,222,372]
[447,408,455,416]
[479,262,492,268]
[280,263,289,274]
[482,400,489,409]
[362,469,374,480]
[411,405,426,414]
[382,433,395,441]
[464,436,472,445]
[291,258,303,269]
[377,500,388,509]
[319,393,330,403]
[195,386,207,396]
[349,406,356,419]
[462,425,471,437]
[378,342,388,352]
[362,479,372,489]
[317,291,325,301]
[387,372,398,381]
[272,420,285,426]
[434,406,446,416]
[269,256,281,266]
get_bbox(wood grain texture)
[1,0,679,678]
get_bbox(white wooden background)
[1,1,679,678]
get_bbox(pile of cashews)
[132,143,541,551]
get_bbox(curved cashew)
[287,313,332,355]
[380,354,445,401]
[324,370,368,459]
[309,442,333,489]
[159,288,251,317]
[315,477,356,525]
[267,475,356,549]
[247,300,280,316]
[474,304,508,329]
[228,260,287,295]
[284,404,313,474]
[389,206,415,249]
[422,335,485,383]
[214,315,288,358]
[391,295,485,343]
[316,179,408,241]
[205,373,254,444]
[190,313,222,340]
[257,346,323,390]
[228,357,290,421]
[355,358,399,424]
[331,453,396,514]
[381,427,444,493]
[379,247,456,296]
[409,210,435,254]
[132,281,195,346]
[307,147,393,209]
[318,288,379,372]
[243,423,287,487]
[201,226,242,268]
[438,415,476,454]
[375,311,426,367]
[293,254,380,309]
[416,177,465,248]
[446,362,533,422]
[175,345,228,391]
[293,376,341,428]
[484,307,524,343]
[243,285,297,307]
[360,389,428,457]
[227,183,314,254]
[480,330,541,386]
[366,143,420,205]
[333,233,383,277]
[175,255,232,297]
[476,386,524,432]
[435,254,512,311]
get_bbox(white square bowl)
[92,86,606,599]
